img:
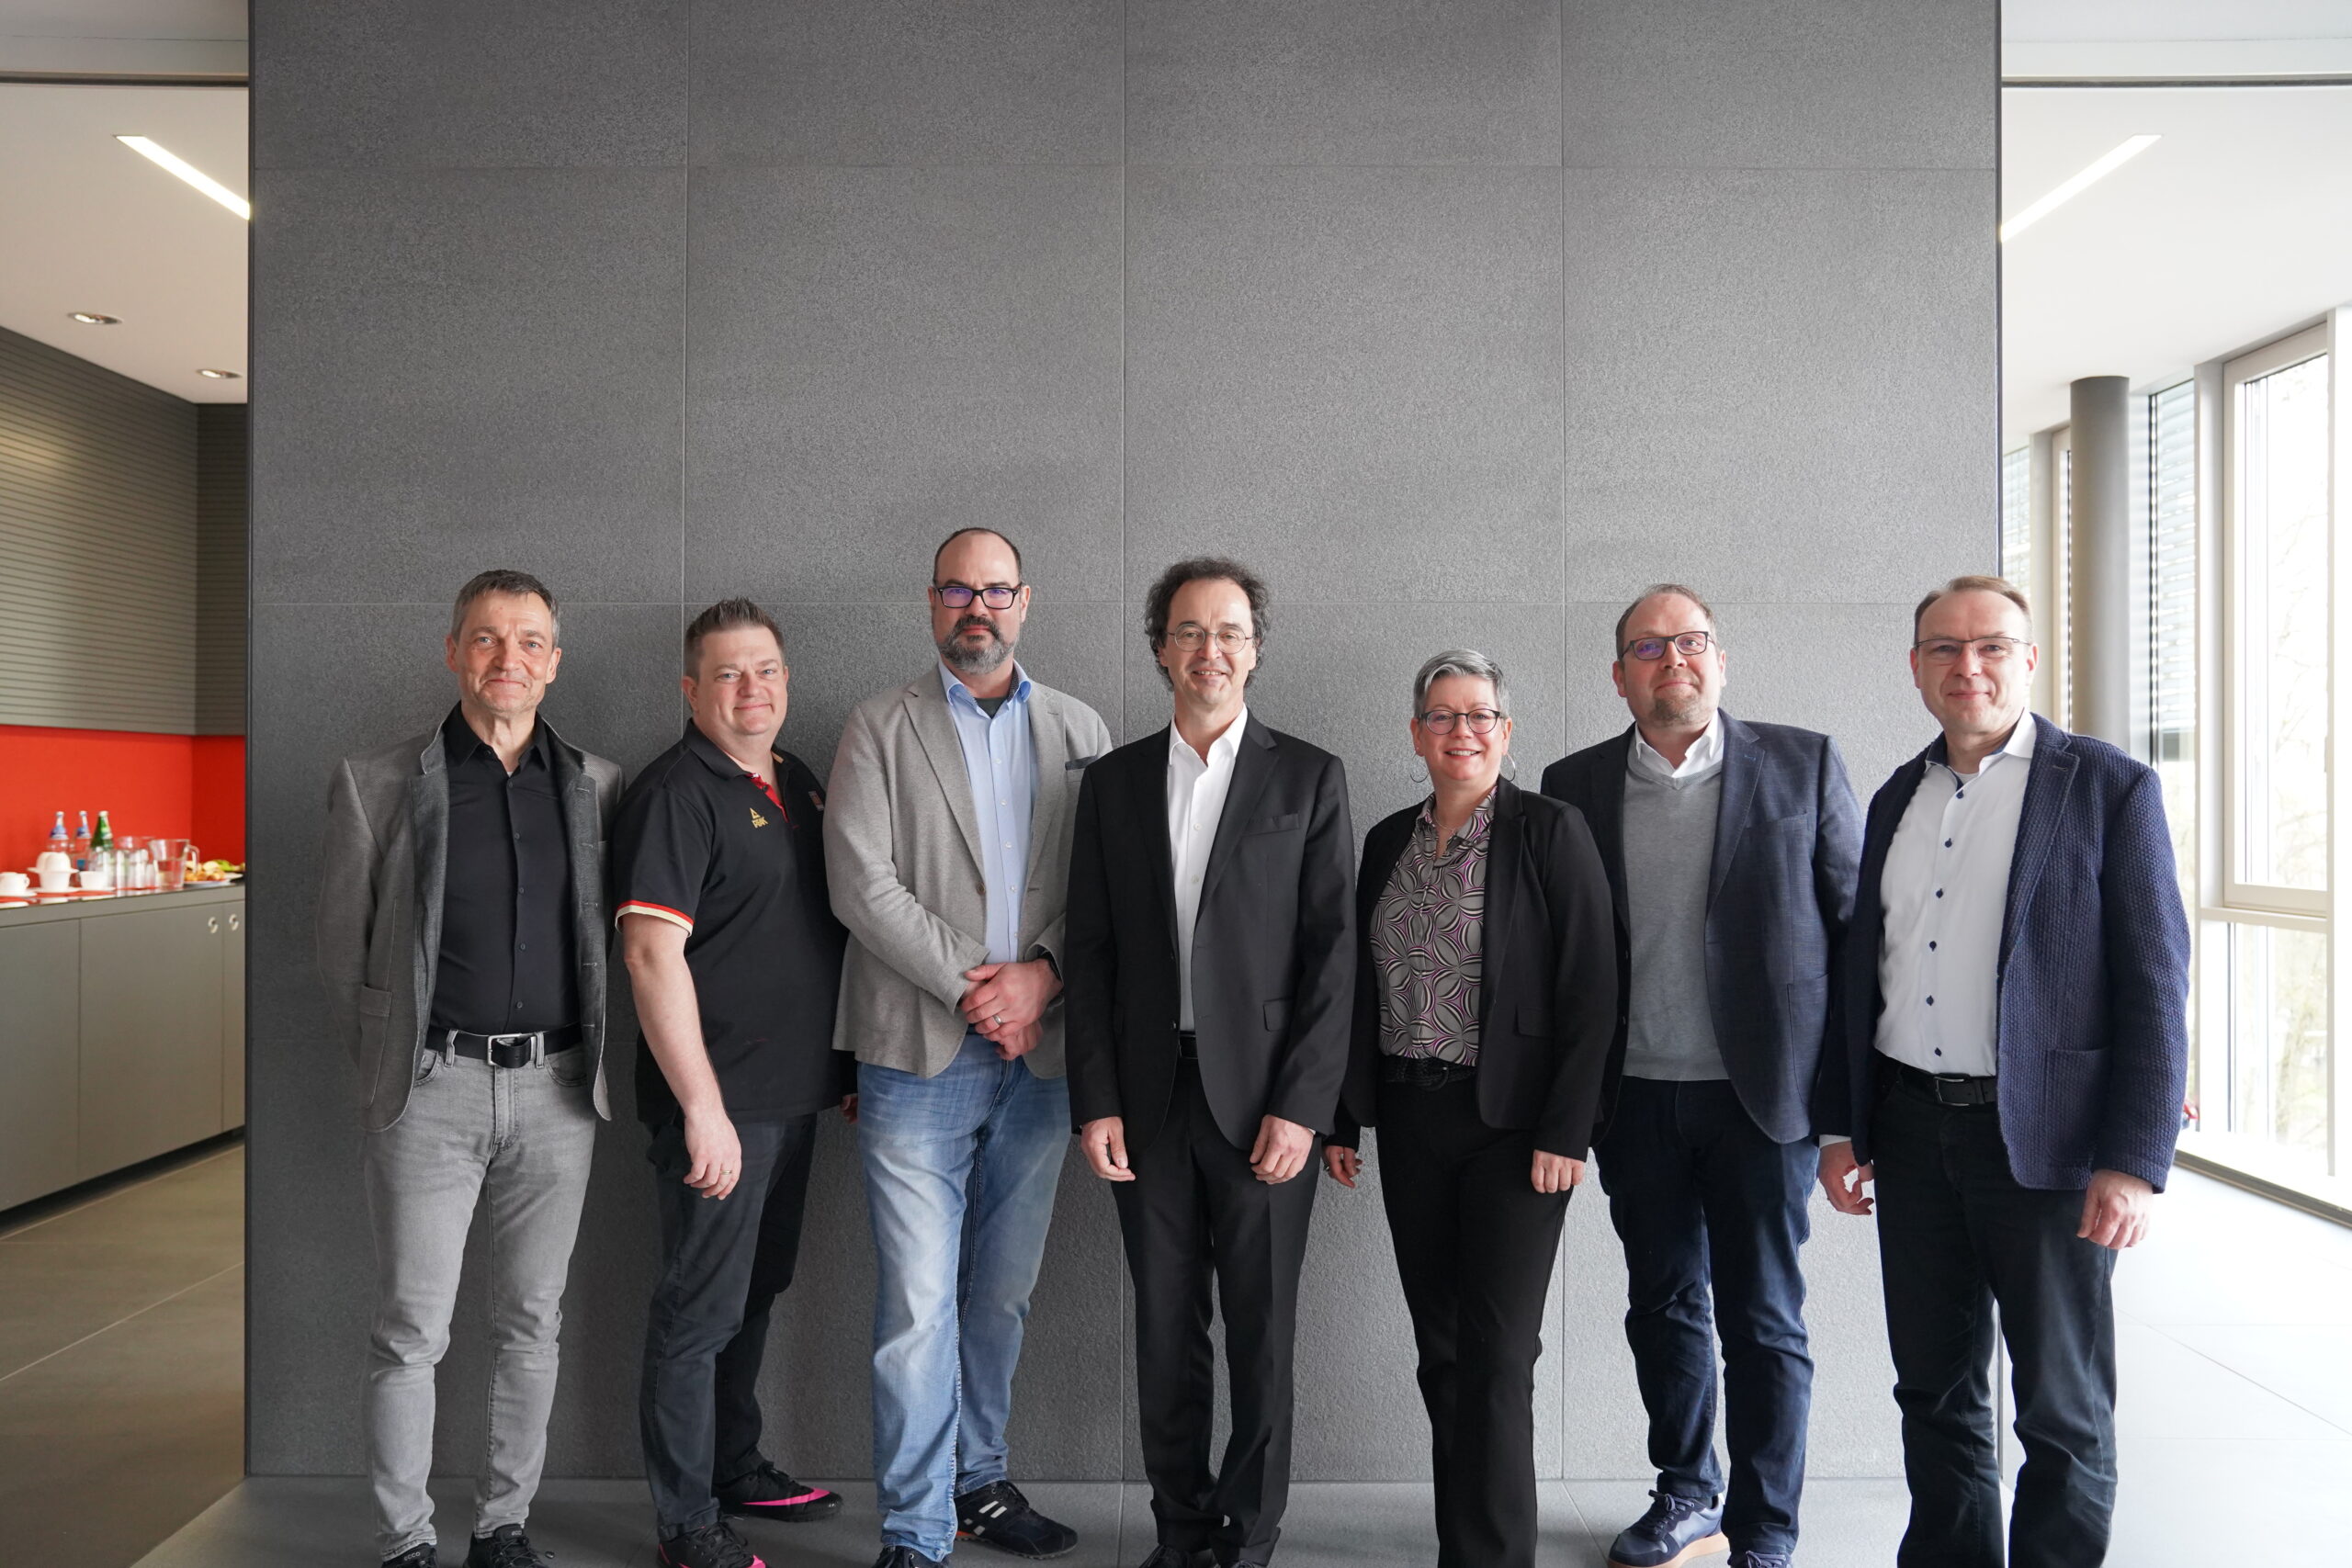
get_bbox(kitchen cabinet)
[0,886,245,1209]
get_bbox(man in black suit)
[1064,557,1354,1568]
[1816,576,2188,1568]
[1543,585,1860,1568]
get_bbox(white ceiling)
[0,82,247,401]
[1999,84,2352,439]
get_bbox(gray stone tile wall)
[247,0,1996,1481]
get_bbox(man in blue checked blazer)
[1815,575,2189,1568]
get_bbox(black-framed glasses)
[933,582,1023,609]
[1620,630,1715,661]
[1914,636,2029,665]
[1166,625,1258,653]
[1418,707,1504,735]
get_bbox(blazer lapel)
[1707,714,1759,909]
[1201,718,1277,906]
[1999,724,2078,969]
[1480,782,1522,1016]
[1584,730,1633,931]
[906,680,986,873]
[1137,730,1182,950]
[409,730,451,1032]
[1022,692,1071,895]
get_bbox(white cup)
[35,849,71,879]
[77,865,111,891]
[37,864,74,891]
[0,871,29,897]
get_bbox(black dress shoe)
[1136,1548,1213,1568]
[955,1480,1079,1559]
[384,1548,437,1568]
[466,1526,550,1568]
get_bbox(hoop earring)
[1501,751,1520,781]
[1408,757,1430,786]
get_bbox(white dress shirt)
[1168,708,1250,1032]
[1874,714,2037,1078]
[1629,716,1725,786]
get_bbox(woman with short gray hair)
[1324,649,1619,1568]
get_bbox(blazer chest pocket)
[1263,998,1292,1033]
[1246,811,1304,836]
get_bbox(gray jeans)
[362,1043,597,1558]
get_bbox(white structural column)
[2068,375,2133,742]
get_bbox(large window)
[2000,446,2033,605]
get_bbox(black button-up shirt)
[428,707,578,1034]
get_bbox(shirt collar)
[683,717,781,783]
[939,660,1034,712]
[1629,716,1724,782]
[1170,707,1250,767]
[441,705,549,771]
[1929,711,2038,777]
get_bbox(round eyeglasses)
[1620,630,1715,661]
[1914,636,2029,665]
[1418,708,1504,735]
[1166,626,1258,653]
[933,582,1022,609]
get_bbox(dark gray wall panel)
[251,0,688,170]
[1127,167,1564,605]
[1562,167,1996,606]
[1129,0,1562,166]
[689,0,1123,167]
[250,168,685,607]
[686,166,1124,605]
[1562,0,1996,170]
[250,0,1996,1486]
[196,405,248,735]
[0,326,198,733]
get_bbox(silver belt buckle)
[487,1032,535,1065]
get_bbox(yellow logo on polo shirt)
[749,805,769,829]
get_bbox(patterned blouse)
[1372,790,1494,1064]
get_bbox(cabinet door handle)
[229,913,241,931]
[207,916,220,933]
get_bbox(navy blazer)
[1815,720,2190,1191]
[1542,715,1861,1145]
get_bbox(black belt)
[1886,1057,1998,1107]
[437,1024,582,1068]
[1380,1055,1477,1089]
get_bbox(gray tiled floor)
[0,1142,244,1568]
[14,1160,2339,1568]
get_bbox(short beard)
[939,621,1013,677]
[1646,690,1708,728]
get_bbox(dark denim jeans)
[1594,1077,1815,1557]
[1871,1073,2120,1568]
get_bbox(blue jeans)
[1594,1077,1815,1558]
[859,1032,1072,1559]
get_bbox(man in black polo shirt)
[319,569,622,1568]
[614,598,852,1568]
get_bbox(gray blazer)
[825,671,1111,1080]
[317,716,624,1131]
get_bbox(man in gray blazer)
[825,528,1113,1568]
[318,570,623,1568]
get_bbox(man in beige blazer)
[825,527,1113,1568]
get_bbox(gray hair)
[451,568,560,643]
[1412,649,1510,717]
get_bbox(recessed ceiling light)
[115,134,251,220]
[69,311,120,325]
[1999,135,2161,243]
[196,368,242,380]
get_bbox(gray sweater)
[1622,763,1727,1080]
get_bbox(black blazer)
[1332,778,1619,1160]
[1815,721,2191,1190]
[1064,716,1357,1153]
[1541,715,1861,1145]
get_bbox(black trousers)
[1871,1073,2119,1568]
[639,1111,819,1537]
[1593,1077,1815,1556]
[1375,1076,1569,1568]
[1114,1063,1319,1566]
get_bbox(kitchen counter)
[0,884,243,1210]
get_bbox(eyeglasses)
[1418,708,1504,735]
[1166,625,1258,653]
[1620,630,1715,661]
[1914,636,2030,665]
[933,582,1023,610]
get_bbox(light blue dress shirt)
[939,660,1037,966]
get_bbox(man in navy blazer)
[1543,585,1860,1568]
[1815,576,2188,1568]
